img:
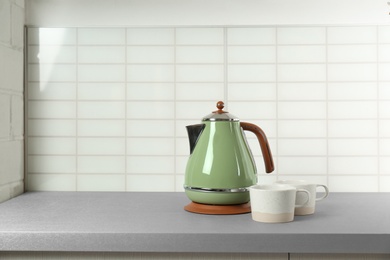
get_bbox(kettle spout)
[186,124,206,154]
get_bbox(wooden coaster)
[184,201,251,215]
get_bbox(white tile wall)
[0,0,24,203]
[26,25,390,192]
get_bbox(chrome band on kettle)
[184,185,248,193]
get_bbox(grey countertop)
[0,191,389,253]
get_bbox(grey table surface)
[0,191,389,253]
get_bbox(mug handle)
[315,184,329,201]
[296,189,310,207]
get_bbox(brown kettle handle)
[240,122,274,173]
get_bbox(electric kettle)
[184,101,274,208]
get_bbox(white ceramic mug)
[249,184,310,223]
[275,180,329,216]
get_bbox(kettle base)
[184,201,251,215]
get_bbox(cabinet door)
[290,253,390,260]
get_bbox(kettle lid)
[202,101,239,122]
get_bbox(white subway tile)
[28,64,76,82]
[327,26,377,44]
[0,141,23,183]
[28,119,76,137]
[127,65,174,82]
[328,101,377,119]
[329,157,378,175]
[27,174,76,191]
[28,83,76,100]
[127,120,174,137]
[277,157,327,175]
[328,82,377,100]
[380,176,390,192]
[328,176,378,192]
[228,28,276,45]
[379,63,390,81]
[380,139,390,156]
[228,65,276,82]
[78,102,125,119]
[127,28,174,45]
[379,26,390,43]
[28,155,76,173]
[0,94,10,137]
[278,120,327,138]
[28,28,77,45]
[176,28,223,45]
[228,83,276,100]
[227,101,277,120]
[328,64,377,82]
[278,64,326,82]
[277,27,326,44]
[78,120,125,137]
[78,28,125,45]
[328,120,377,138]
[175,175,186,191]
[127,83,174,100]
[126,175,175,192]
[127,156,174,174]
[11,4,24,49]
[176,83,224,100]
[0,0,10,44]
[127,101,174,119]
[78,156,125,174]
[278,139,327,156]
[176,65,224,82]
[277,46,326,63]
[127,138,174,156]
[328,45,377,62]
[127,46,174,63]
[28,101,76,119]
[380,120,390,137]
[379,45,390,62]
[379,83,390,99]
[78,65,125,82]
[276,175,328,186]
[28,137,76,155]
[244,120,277,138]
[278,102,326,119]
[380,157,390,174]
[78,83,125,100]
[176,137,190,156]
[77,175,125,191]
[11,95,23,137]
[78,138,126,155]
[176,46,224,63]
[28,46,77,63]
[0,46,23,92]
[380,101,390,118]
[228,46,276,63]
[278,83,326,100]
[328,139,377,156]
[78,46,125,63]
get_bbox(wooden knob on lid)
[214,101,226,114]
[216,101,224,111]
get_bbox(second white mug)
[275,180,329,215]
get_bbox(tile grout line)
[174,27,177,192]
[325,26,329,188]
[275,26,279,179]
[376,25,380,192]
[75,28,79,191]
[125,28,128,191]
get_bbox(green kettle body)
[184,101,274,205]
